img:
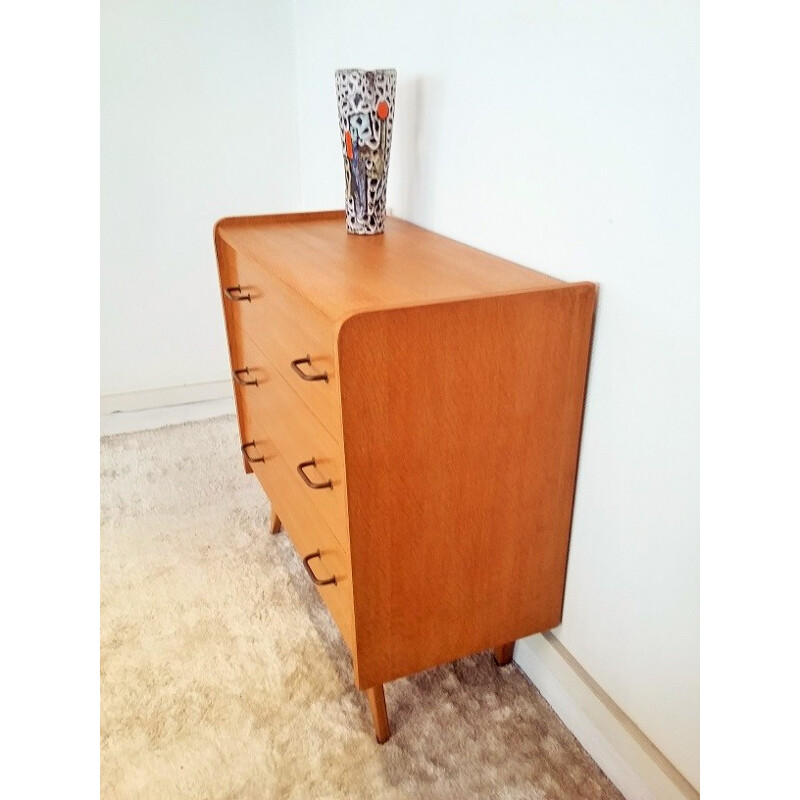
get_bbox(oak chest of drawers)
[214,210,596,742]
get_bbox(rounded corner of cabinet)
[213,216,236,246]
[335,309,376,355]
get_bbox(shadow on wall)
[394,76,439,223]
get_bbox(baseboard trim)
[514,633,698,800]
[100,397,236,436]
[100,380,233,416]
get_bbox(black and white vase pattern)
[335,68,396,235]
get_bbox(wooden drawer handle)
[224,284,251,302]
[241,441,265,464]
[302,550,336,586]
[297,459,333,490]
[290,356,328,383]
[233,367,258,386]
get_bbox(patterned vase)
[335,68,396,235]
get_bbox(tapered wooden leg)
[366,685,391,743]
[269,509,282,534]
[493,641,515,666]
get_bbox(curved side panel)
[336,284,597,689]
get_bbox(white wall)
[101,0,301,397]
[293,0,699,789]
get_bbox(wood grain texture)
[337,285,596,689]
[222,247,340,437]
[215,210,597,741]
[216,213,564,323]
[246,409,356,653]
[233,324,349,553]
[366,685,390,744]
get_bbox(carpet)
[100,415,624,800]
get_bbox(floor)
[100,413,625,800]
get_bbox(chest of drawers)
[215,210,596,742]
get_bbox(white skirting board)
[514,634,698,800]
[100,380,233,417]
[100,384,235,436]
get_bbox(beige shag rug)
[100,416,623,800]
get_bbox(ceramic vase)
[335,68,396,235]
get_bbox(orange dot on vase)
[377,101,389,120]
[345,130,353,159]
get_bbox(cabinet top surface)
[216,211,567,322]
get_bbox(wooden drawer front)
[222,250,340,437]
[246,410,355,652]
[234,324,349,550]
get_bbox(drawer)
[221,248,340,437]
[245,409,356,653]
[234,324,349,552]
